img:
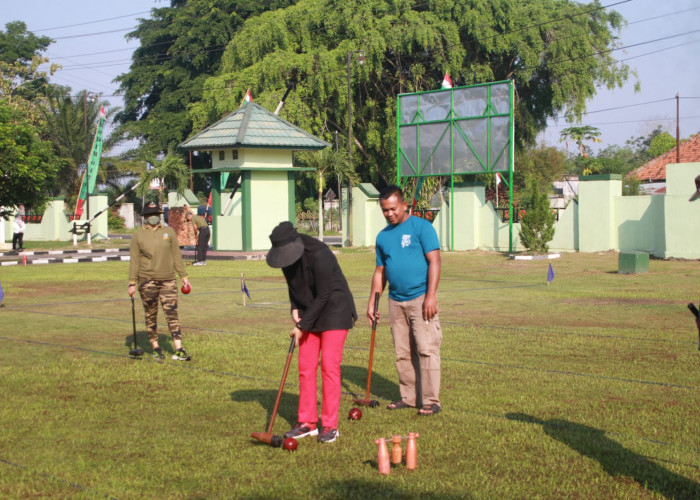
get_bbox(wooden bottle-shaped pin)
[405,432,419,470]
[375,438,390,475]
[390,435,403,464]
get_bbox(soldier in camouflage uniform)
[128,202,192,361]
[186,207,210,266]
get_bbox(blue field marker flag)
[241,273,251,304]
[0,280,4,304]
[547,262,555,284]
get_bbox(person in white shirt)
[12,214,26,251]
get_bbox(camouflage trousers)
[138,279,181,343]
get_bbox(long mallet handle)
[364,292,380,400]
[267,337,296,434]
[687,303,700,350]
[131,296,137,346]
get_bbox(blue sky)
[3,0,699,154]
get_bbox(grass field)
[0,250,698,499]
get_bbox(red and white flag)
[496,173,501,186]
[441,73,453,89]
[99,105,106,119]
[244,89,253,102]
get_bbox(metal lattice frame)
[397,80,515,252]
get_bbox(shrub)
[518,179,555,254]
[108,211,126,230]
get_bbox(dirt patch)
[562,297,678,307]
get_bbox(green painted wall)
[662,163,700,258]
[616,195,664,253]
[578,175,621,252]
[450,184,481,250]
[351,183,386,247]
[341,187,350,246]
[340,163,700,259]
[4,195,108,242]
[549,199,578,252]
[250,170,291,250]
[204,147,299,251]
[212,148,293,170]
[215,190,243,251]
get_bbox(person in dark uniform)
[187,206,210,266]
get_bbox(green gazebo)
[179,102,329,251]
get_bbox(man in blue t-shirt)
[368,185,442,416]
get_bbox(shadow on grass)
[123,333,173,354]
[506,413,700,498]
[230,389,298,435]
[322,479,472,499]
[341,364,400,403]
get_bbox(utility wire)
[31,11,151,32]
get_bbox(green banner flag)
[75,106,105,218]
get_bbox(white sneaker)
[192,261,203,266]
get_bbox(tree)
[560,126,602,159]
[647,131,676,159]
[296,147,358,239]
[0,21,52,64]
[136,151,190,205]
[515,146,566,204]
[0,23,61,217]
[115,0,298,153]
[191,0,631,185]
[40,88,117,198]
[518,177,555,254]
[624,126,668,166]
[0,101,59,218]
[0,22,55,106]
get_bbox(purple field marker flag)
[547,262,555,284]
[0,280,4,304]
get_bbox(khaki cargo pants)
[389,294,442,408]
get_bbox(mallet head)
[251,432,283,448]
[129,348,144,357]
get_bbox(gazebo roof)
[179,102,330,151]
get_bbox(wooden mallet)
[354,292,380,408]
[251,337,296,447]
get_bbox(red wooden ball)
[181,283,191,294]
[348,407,362,420]
[282,437,298,451]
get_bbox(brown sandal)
[418,404,442,416]
[387,400,413,410]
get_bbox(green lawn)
[0,250,698,498]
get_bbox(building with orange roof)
[627,133,700,194]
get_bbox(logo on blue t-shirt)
[401,234,411,248]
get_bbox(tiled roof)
[628,133,700,182]
[179,102,330,151]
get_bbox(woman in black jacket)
[267,221,357,443]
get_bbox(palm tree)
[41,87,117,198]
[297,148,358,239]
[559,126,602,158]
[136,150,189,206]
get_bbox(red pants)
[297,329,348,429]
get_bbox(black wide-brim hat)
[142,202,163,216]
[266,221,304,268]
